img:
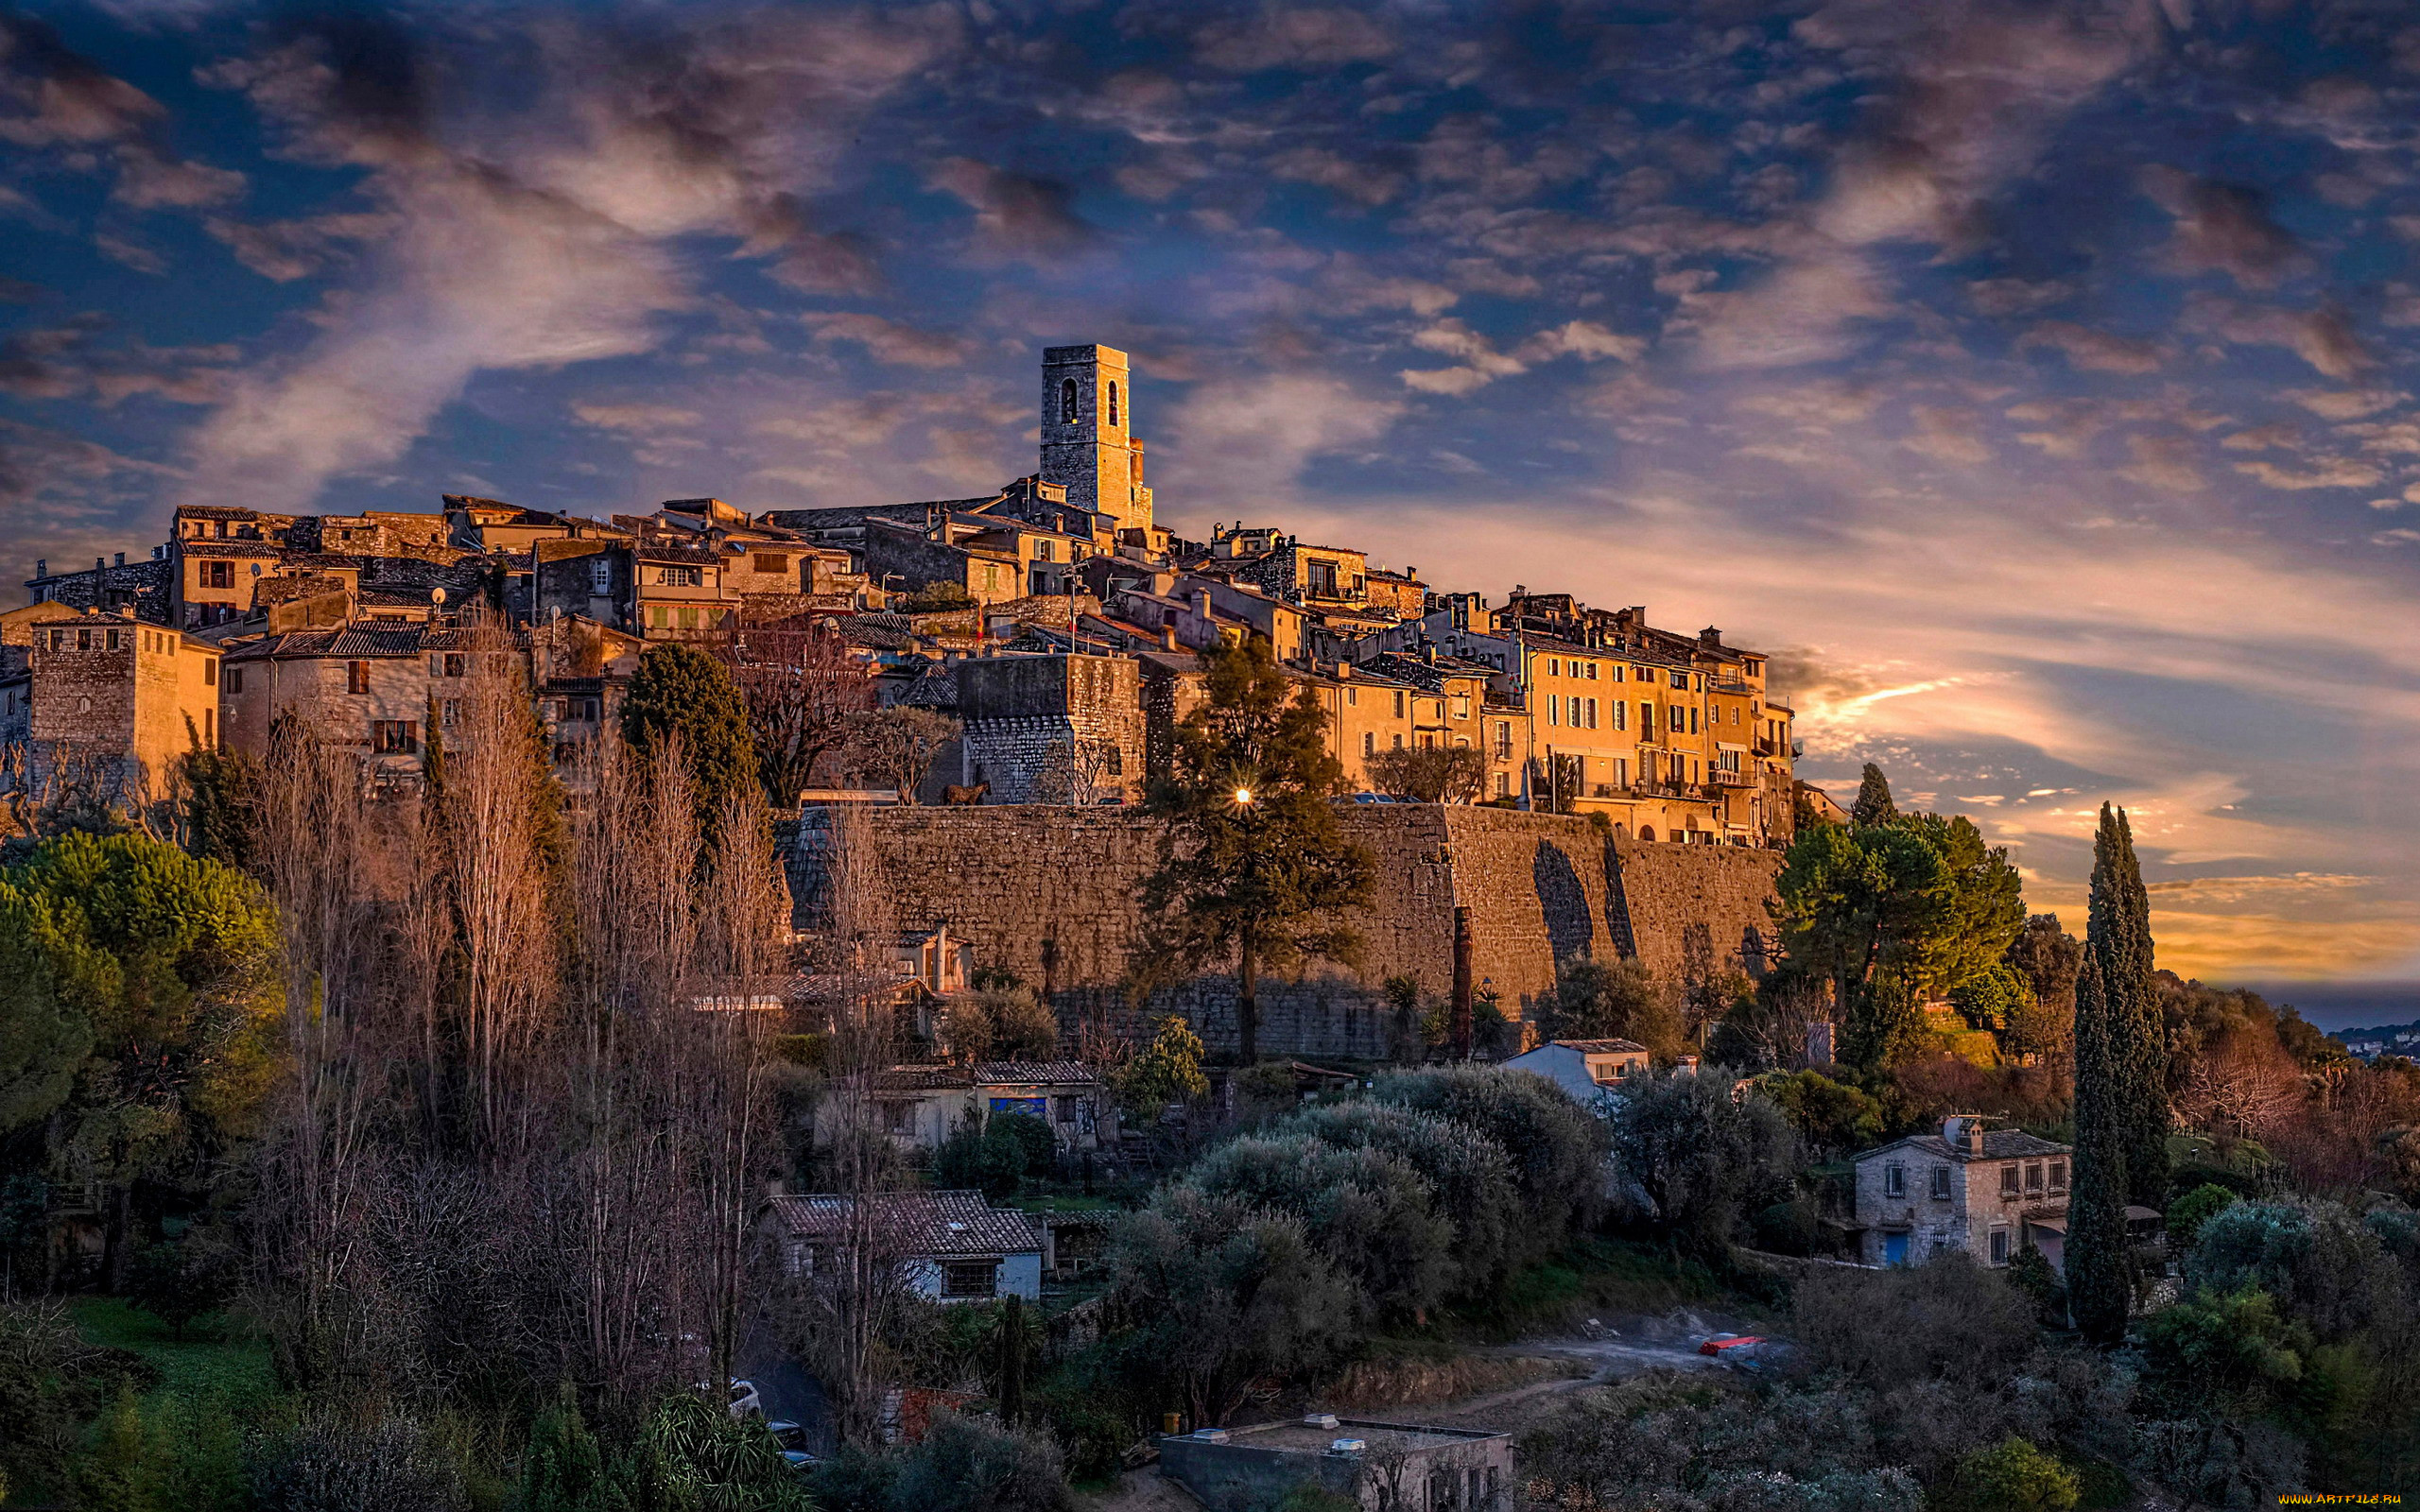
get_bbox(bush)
[633,1389,811,1510]
[0,1299,156,1504]
[1792,1254,2036,1389]
[1746,1070,1885,1157]
[1753,1196,1824,1258]
[940,988,1059,1063]
[127,1229,240,1339]
[2007,1244,2067,1327]
[1373,1065,1611,1265]
[890,1409,1071,1512]
[248,1411,468,1512]
[1939,1437,2081,1512]
[932,1111,1057,1201]
[2165,1183,2238,1252]
[1179,1133,1455,1320]
[1607,1068,1800,1262]
[1270,1100,1523,1299]
[804,1441,897,1512]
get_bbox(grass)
[1432,1238,1745,1342]
[71,1297,277,1408]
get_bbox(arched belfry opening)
[1060,378,1079,424]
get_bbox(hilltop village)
[6,343,1803,850]
[7,348,2417,1512]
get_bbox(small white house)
[766,1189,1045,1302]
[1502,1038,1651,1109]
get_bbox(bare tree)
[1029,736,1120,805]
[1363,744,1487,803]
[438,617,563,1151]
[843,707,961,804]
[719,616,874,803]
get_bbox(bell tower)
[1039,344,1152,536]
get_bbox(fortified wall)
[788,805,1782,1058]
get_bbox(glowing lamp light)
[1233,787,1253,805]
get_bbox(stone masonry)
[786,804,1781,1057]
[957,653,1146,803]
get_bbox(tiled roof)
[872,1065,975,1091]
[766,1190,1041,1256]
[974,1061,1098,1087]
[1859,1130,2072,1163]
[1551,1039,1650,1055]
[178,540,287,558]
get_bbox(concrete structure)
[786,805,1781,1058]
[957,652,1145,803]
[1158,1417,1513,1512]
[766,1190,1044,1302]
[1502,1039,1651,1109]
[1849,1116,2071,1268]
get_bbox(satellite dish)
[431,587,447,606]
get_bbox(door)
[1883,1232,1909,1266]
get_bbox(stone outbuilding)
[765,1189,1043,1303]
[1847,1115,2071,1269]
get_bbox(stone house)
[1158,1417,1513,1512]
[956,652,1144,803]
[1,609,224,797]
[1501,1039,1651,1109]
[831,1059,1115,1157]
[765,1189,1044,1303]
[220,624,454,784]
[1848,1116,2071,1269]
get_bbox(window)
[202,658,216,687]
[202,560,233,589]
[1344,686,1357,705]
[1547,658,1560,677]
[1691,707,1701,735]
[1392,690,1406,718]
[1611,664,1626,682]
[1391,733,1404,749]
[348,661,371,695]
[2000,1164,2021,1198]
[589,558,612,594]
[1584,697,1598,729]
[1641,702,1654,736]
[1929,1166,1953,1200]
[884,1102,915,1134]
[1061,378,1079,423]
[753,553,786,575]
[371,720,418,754]
[1584,661,1599,679]
[1362,731,1374,757]
[648,606,667,627]
[202,708,215,746]
[2048,1160,2067,1192]
[1106,380,1119,427]
[1612,699,1627,731]
[2025,1162,2044,1194]
[1494,722,1512,758]
[1052,1094,1078,1123]
[660,565,702,587]
[1548,696,1560,727]
[1884,1164,1906,1197]
[1452,695,1470,719]
[441,698,461,729]
[1495,771,1510,798]
[227,668,244,695]
[1990,1229,2010,1265]
[678,607,700,628]
[942,1260,997,1299]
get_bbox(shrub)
[1373,1065,1611,1264]
[632,1390,810,1511]
[1112,1016,1209,1120]
[1792,1254,2036,1389]
[2165,1183,2238,1252]
[931,1111,1057,1201]
[890,1409,1071,1512]
[1607,1068,1800,1262]
[1746,1070,1885,1156]
[1539,957,1683,1057]
[247,1411,468,1512]
[1270,1100,1523,1298]
[0,1299,156,1504]
[1753,1196,1824,1257]
[1939,1437,2081,1512]
[127,1229,240,1339]
[1179,1133,1455,1320]
[2007,1244,2068,1327]
[940,988,1059,1063]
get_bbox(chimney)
[1335,661,1351,679]
[1161,624,1178,651]
[1191,588,1211,621]
[113,552,125,568]
[1700,626,1722,648]
[1943,1115,1985,1155]
[35,558,45,578]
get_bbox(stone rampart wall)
[786,804,1781,1057]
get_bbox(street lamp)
[1233,786,1253,806]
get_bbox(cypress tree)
[2065,949,2129,1343]
[1850,763,1897,827]
[2065,803,2165,1344]
[2099,808,2169,1208]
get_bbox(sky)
[4,0,2417,1017]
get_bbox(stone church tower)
[1040,344,1152,535]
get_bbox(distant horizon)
[2231,980,2420,1035]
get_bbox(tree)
[890,1408,1071,1512]
[1137,635,1373,1064]
[1771,806,2024,1072]
[1179,1133,1456,1321]
[1372,1065,1611,1267]
[1111,1014,1209,1120]
[2167,1183,2238,1252]
[843,707,961,804]
[620,642,761,823]
[1362,744,1487,803]
[719,616,874,804]
[1747,1069,1885,1157]
[2003,914,2083,1069]
[1850,763,1897,827]
[1538,957,1681,1057]
[939,986,1059,1063]
[517,1386,633,1512]
[2067,803,2164,1345]
[1273,1100,1523,1301]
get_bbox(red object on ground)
[1697,1334,1765,1355]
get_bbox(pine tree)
[2064,803,2164,1343]
[1850,763,1897,828]
[621,643,761,827]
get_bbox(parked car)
[695,1377,763,1419]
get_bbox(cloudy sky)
[5,0,2417,1016]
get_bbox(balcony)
[1713,768,1754,787]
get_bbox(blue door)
[1883,1232,1909,1266]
